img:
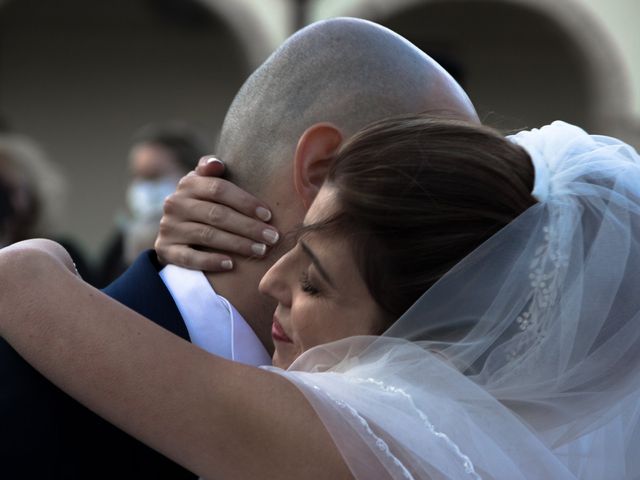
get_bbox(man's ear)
[293,123,343,209]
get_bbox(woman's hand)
[155,156,280,272]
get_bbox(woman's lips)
[272,318,293,343]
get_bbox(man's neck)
[203,175,306,356]
[204,257,277,355]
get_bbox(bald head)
[219,17,478,193]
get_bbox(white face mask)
[126,176,179,220]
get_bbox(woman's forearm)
[0,243,349,479]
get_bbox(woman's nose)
[258,255,292,307]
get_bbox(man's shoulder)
[102,250,162,299]
[102,250,190,340]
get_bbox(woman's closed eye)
[300,271,321,296]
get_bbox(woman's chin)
[272,348,297,370]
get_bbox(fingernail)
[221,259,233,270]
[206,156,224,166]
[256,206,272,222]
[251,243,267,256]
[262,229,279,245]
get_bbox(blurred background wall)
[0,0,638,259]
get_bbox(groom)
[1,18,477,478]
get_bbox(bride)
[1,115,639,479]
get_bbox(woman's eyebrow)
[299,240,335,287]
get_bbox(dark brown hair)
[313,115,536,321]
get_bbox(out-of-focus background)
[0,0,638,272]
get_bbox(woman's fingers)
[162,196,279,247]
[195,155,226,177]
[156,244,235,272]
[154,159,280,272]
[158,217,274,257]
[156,194,280,271]
[176,174,273,223]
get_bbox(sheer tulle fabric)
[266,122,640,479]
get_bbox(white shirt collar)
[159,265,271,367]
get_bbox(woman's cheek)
[294,303,321,350]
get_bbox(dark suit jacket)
[0,250,196,479]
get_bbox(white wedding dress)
[265,122,640,479]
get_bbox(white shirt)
[159,265,271,367]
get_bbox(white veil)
[266,122,640,479]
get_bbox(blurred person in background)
[0,133,93,281]
[98,122,208,286]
